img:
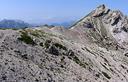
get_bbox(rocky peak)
[93,4,110,17]
[71,5,128,49]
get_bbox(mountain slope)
[0,19,31,28]
[0,5,128,82]
[70,4,128,49]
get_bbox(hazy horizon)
[0,0,128,24]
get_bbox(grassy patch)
[30,30,46,37]
[30,30,56,39]
[18,31,36,45]
[73,56,86,68]
[44,40,51,48]
[67,50,87,68]
[53,43,67,50]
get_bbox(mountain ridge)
[0,5,128,82]
[0,19,31,28]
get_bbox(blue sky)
[0,0,127,24]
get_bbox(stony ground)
[0,5,128,82]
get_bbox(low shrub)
[54,43,67,50]
[44,40,51,48]
[18,31,36,45]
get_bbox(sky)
[0,0,127,24]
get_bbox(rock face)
[93,4,110,17]
[71,4,128,49]
[1,5,128,82]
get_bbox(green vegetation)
[53,43,67,50]
[39,42,44,47]
[18,31,36,45]
[73,56,86,68]
[12,28,19,30]
[0,28,8,30]
[49,45,59,56]
[30,30,46,37]
[42,39,87,68]
[30,30,56,38]
[0,28,19,30]
[30,31,40,37]
[67,50,87,68]
[43,24,49,27]
[44,40,51,48]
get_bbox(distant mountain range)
[0,19,31,28]
[0,19,76,28]
[51,21,75,28]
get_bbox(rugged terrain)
[1,5,128,82]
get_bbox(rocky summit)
[1,5,128,82]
